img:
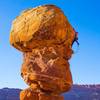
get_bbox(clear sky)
[0,0,100,89]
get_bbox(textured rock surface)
[21,46,73,95]
[20,88,64,100]
[10,5,75,52]
[10,4,77,100]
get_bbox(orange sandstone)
[10,4,77,100]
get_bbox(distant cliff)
[0,85,100,100]
[64,85,100,100]
[0,88,21,100]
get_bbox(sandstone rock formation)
[10,4,77,100]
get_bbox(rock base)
[20,89,64,100]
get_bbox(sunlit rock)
[10,4,77,100]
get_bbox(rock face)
[10,4,77,100]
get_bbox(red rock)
[10,4,77,100]
[10,5,76,52]
[20,88,64,100]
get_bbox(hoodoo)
[10,4,77,100]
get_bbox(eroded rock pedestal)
[10,4,77,100]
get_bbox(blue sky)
[0,0,100,89]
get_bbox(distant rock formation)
[0,88,21,100]
[64,85,100,100]
[0,85,100,100]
